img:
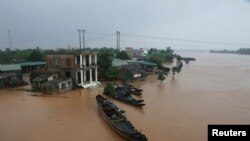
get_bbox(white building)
[75,53,100,88]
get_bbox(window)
[61,83,66,89]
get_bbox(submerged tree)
[158,72,166,84]
[103,83,116,98]
[172,67,177,80]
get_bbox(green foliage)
[149,53,165,67]
[103,83,115,97]
[171,60,183,80]
[28,48,44,61]
[158,72,166,84]
[124,71,134,82]
[175,54,182,62]
[176,61,183,73]
[97,48,115,80]
[116,51,130,60]
[0,48,45,63]
[172,67,177,80]
[105,67,119,80]
[147,47,175,67]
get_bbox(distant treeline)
[210,48,250,55]
[0,47,116,64]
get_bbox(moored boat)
[110,86,145,107]
[96,95,147,141]
[120,82,143,96]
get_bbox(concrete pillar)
[80,55,83,85]
[90,69,92,83]
[95,54,97,65]
[80,55,82,68]
[95,68,98,82]
[89,54,92,83]
[84,70,86,82]
[83,54,86,67]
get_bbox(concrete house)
[32,73,58,89]
[40,78,73,94]
[46,52,99,88]
[0,64,27,88]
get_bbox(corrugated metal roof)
[0,64,21,71]
[141,61,157,66]
[19,61,46,67]
[112,59,128,67]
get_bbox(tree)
[176,61,183,73]
[28,49,44,61]
[124,71,134,82]
[172,67,177,80]
[97,48,114,80]
[105,67,119,80]
[103,83,116,98]
[158,72,166,84]
[116,51,130,60]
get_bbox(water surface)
[0,52,250,141]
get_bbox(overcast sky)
[1,0,250,50]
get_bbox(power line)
[122,33,250,47]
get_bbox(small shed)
[32,73,58,89]
[40,78,73,94]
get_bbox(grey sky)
[1,0,250,50]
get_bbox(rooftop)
[19,62,46,67]
[0,64,21,72]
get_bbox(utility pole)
[78,29,85,53]
[116,31,120,52]
[8,30,12,49]
[78,29,82,52]
[82,30,85,53]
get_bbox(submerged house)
[46,52,99,88]
[118,64,145,81]
[32,73,58,89]
[0,64,27,88]
[40,78,73,94]
[112,59,158,81]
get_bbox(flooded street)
[0,52,250,141]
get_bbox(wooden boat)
[109,86,145,107]
[96,95,147,141]
[117,82,143,96]
[110,93,145,107]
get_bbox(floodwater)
[0,52,250,141]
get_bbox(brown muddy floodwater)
[0,52,250,141]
